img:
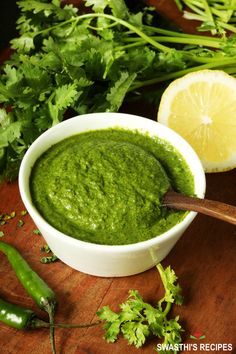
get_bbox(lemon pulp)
[158,70,236,172]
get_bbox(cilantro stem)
[34,13,171,52]
[217,20,236,33]
[142,24,220,41]
[148,35,221,48]
[130,58,236,90]
[156,263,182,317]
[122,35,222,48]
[156,263,172,316]
[177,52,231,63]
[157,264,166,286]
[201,0,216,25]
[163,302,172,317]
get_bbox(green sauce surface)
[30,128,194,245]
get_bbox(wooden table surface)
[1,1,236,354]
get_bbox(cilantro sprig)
[97,264,184,352]
[1,0,236,180]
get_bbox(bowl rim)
[19,112,206,252]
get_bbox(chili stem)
[52,321,101,329]
[48,307,56,354]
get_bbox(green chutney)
[30,128,194,245]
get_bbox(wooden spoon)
[163,190,236,225]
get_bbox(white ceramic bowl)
[19,112,206,277]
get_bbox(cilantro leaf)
[10,34,35,53]
[97,291,153,348]
[97,305,119,322]
[106,72,137,111]
[96,306,120,343]
[106,0,130,20]
[0,109,22,149]
[84,0,109,13]
[17,0,77,20]
[122,321,149,348]
[85,0,129,19]
[0,122,22,148]
[48,83,78,125]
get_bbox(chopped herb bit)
[40,244,51,253]
[40,255,58,264]
[0,231,4,237]
[18,219,25,227]
[3,215,11,221]
[0,221,6,226]
[21,210,28,216]
[1,212,16,221]
[33,229,41,235]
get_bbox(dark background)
[0,0,19,50]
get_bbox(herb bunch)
[97,264,184,353]
[1,0,236,180]
[175,0,236,35]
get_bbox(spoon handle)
[163,191,236,225]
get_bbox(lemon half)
[157,70,236,172]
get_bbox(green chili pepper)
[0,241,56,353]
[0,297,49,330]
[0,297,100,331]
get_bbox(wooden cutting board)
[0,1,236,353]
